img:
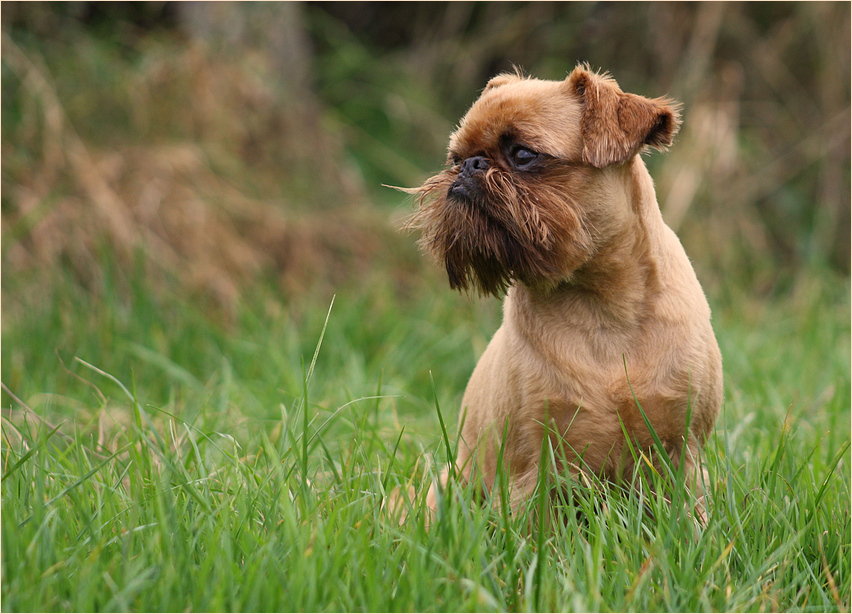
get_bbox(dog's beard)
[405,166,593,297]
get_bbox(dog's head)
[405,65,682,296]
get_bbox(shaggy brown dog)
[406,65,723,517]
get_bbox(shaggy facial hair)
[404,161,594,297]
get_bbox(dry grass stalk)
[2,34,396,314]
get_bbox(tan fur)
[405,65,722,520]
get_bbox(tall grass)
[2,269,849,612]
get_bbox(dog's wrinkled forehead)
[449,76,583,161]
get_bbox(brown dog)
[406,65,723,516]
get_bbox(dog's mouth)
[447,179,471,201]
[447,173,489,210]
[446,179,531,244]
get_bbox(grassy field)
[2,266,849,612]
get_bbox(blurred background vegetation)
[1,2,849,350]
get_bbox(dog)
[404,65,723,519]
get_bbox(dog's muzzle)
[449,155,489,201]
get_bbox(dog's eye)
[449,155,462,166]
[511,147,538,169]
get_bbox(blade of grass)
[623,355,676,479]
[429,371,454,482]
[2,423,63,480]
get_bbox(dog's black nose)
[449,156,489,201]
[459,156,489,177]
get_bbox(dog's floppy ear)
[566,65,682,168]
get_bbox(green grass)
[2,269,850,612]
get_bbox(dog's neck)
[508,157,665,338]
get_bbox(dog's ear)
[566,65,682,168]
[484,68,525,93]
